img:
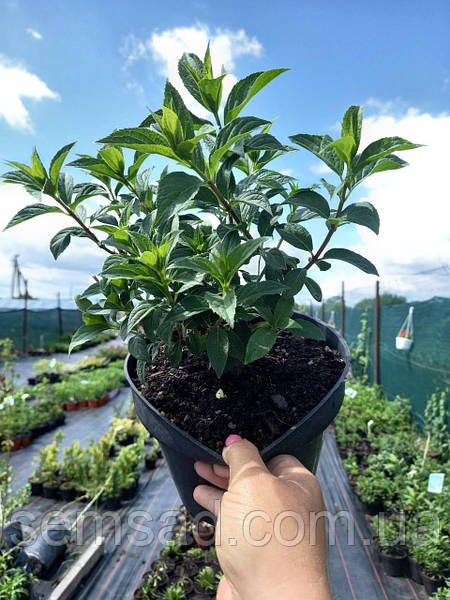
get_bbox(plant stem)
[206,180,252,239]
[53,196,115,255]
[304,185,347,270]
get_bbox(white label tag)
[346,388,357,399]
[428,473,444,494]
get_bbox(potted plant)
[39,431,63,499]
[137,571,169,599]
[1,46,420,515]
[160,584,186,600]
[194,565,220,595]
[396,329,413,351]
[414,534,449,595]
[60,441,86,501]
[373,516,407,577]
[103,462,123,510]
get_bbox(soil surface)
[140,331,345,452]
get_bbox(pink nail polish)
[225,434,242,447]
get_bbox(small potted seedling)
[194,565,220,595]
[136,571,169,599]
[414,534,449,595]
[373,516,407,578]
[39,432,63,499]
[2,44,420,515]
[160,584,186,600]
[161,541,183,564]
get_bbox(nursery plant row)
[133,506,222,600]
[27,330,119,356]
[0,347,127,449]
[0,416,163,599]
[335,382,450,596]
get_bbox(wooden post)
[374,280,380,385]
[321,301,325,321]
[309,300,313,316]
[57,292,63,337]
[22,280,28,354]
[340,281,345,338]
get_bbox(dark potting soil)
[140,332,345,453]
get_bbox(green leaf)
[282,268,307,295]
[355,137,422,171]
[340,201,380,234]
[210,116,269,173]
[198,75,225,113]
[322,248,379,275]
[203,43,213,78]
[327,135,356,166]
[128,336,150,361]
[224,69,288,124]
[317,260,331,271]
[349,154,407,190]
[178,52,204,105]
[236,280,289,305]
[96,128,177,160]
[286,318,324,340]
[57,172,74,205]
[30,148,47,183]
[227,237,267,279]
[277,223,313,252]
[50,226,88,259]
[273,296,294,328]
[156,172,202,219]
[69,323,109,353]
[244,326,277,365]
[289,133,344,177]
[341,106,363,154]
[235,190,272,215]
[243,134,285,151]
[207,326,229,377]
[204,288,236,328]
[4,204,62,230]
[99,146,125,174]
[163,80,194,139]
[49,142,76,186]
[127,300,159,334]
[288,189,330,218]
[165,295,209,322]
[305,277,322,301]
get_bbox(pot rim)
[125,311,350,463]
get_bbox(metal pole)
[374,280,380,385]
[321,301,325,321]
[22,280,28,354]
[57,292,63,337]
[340,281,345,338]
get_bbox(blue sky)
[0,0,449,305]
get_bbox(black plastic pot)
[0,521,23,553]
[42,483,59,499]
[29,479,43,496]
[145,455,157,470]
[407,555,422,584]
[361,499,384,516]
[421,571,445,595]
[122,481,139,501]
[126,312,350,517]
[380,548,407,577]
[60,485,76,502]
[103,496,122,510]
[23,525,70,577]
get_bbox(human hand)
[194,436,332,600]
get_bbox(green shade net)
[0,309,83,350]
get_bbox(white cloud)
[26,28,42,40]
[0,55,59,133]
[0,184,104,302]
[310,162,332,175]
[120,24,262,115]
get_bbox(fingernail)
[225,434,242,447]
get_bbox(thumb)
[222,437,267,486]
